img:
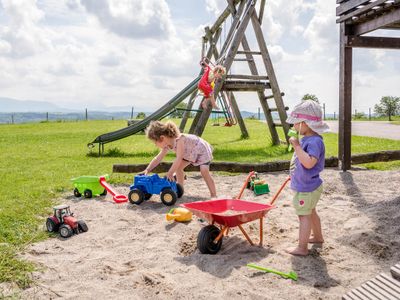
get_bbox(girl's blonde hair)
[145,121,180,141]
[213,65,226,76]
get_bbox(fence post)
[334,112,336,120]
[323,103,326,120]
[258,107,260,120]
[131,107,134,119]
[85,108,88,121]
[11,114,14,124]
[369,108,371,120]
[46,112,49,122]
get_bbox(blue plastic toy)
[128,174,184,206]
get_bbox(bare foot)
[285,247,308,256]
[309,237,324,244]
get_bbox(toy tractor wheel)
[78,220,88,233]
[176,183,184,198]
[197,225,223,254]
[83,189,92,199]
[144,193,152,200]
[100,189,107,196]
[160,189,177,206]
[59,224,73,238]
[128,189,144,205]
[73,188,81,197]
[46,218,58,232]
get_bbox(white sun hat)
[286,100,330,134]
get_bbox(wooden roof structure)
[337,0,400,170]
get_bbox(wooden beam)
[336,0,372,17]
[352,7,400,35]
[251,12,290,142]
[336,0,391,23]
[226,74,269,80]
[259,0,266,25]
[346,35,400,49]
[339,23,353,171]
[237,50,262,55]
[265,92,284,100]
[222,81,271,91]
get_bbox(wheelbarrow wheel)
[176,183,184,198]
[100,189,107,196]
[197,225,223,254]
[83,189,92,199]
[160,189,177,206]
[128,189,144,205]
[73,188,81,197]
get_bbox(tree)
[374,96,400,121]
[136,112,146,119]
[170,102,190,118]
[301,94,320,103]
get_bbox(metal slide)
[88,76,201,148]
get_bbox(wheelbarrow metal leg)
[238,225,254,246]
[259,217,263,246]
[213,226,228,244]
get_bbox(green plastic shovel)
[287,129,298,152]
[247,263,298,281]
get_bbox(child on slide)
[143,121,217,198]
[285,100,330,256]
[198,58,226,110]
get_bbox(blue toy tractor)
[128,174,184,206]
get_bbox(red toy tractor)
[46,204,88,238]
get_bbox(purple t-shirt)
[289,134,325,192]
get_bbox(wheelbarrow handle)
[235,171,255,199]
[269,177,290,206]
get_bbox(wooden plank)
[226,74,269,80]
[265,92,284,100]
[113,156,339,174]
[366,280,399,300]
[336,0,372,17]
[351,150,400,164]
[259,0,266,25]
[390,264,400,281]
[233,58,254,61]
[250,11,290,142]
[346,36,400,49]
[226,91,249,138]
[339,23,353,171]
[336,0,390,23]
[360,282,390,300]
[352,8,400,35]
[376,274,400,295]
[222,82,271,91]
[269,107,288,112]
[237,50,262,55]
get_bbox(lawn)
[1,118,400,288]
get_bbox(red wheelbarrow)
[181,173,290,254]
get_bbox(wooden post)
[339,23,353,171]
[250,12,289,143]
[369,107,371,120]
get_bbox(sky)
[0,0,399,114]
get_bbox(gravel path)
[325,121,400,140]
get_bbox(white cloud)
[79,0,175,39]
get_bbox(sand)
[7,168,400,299]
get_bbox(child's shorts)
[292,184,323,216]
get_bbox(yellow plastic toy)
[166,207,192,222]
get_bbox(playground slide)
[89,75,201,145]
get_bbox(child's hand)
[141,169,149,175]
[289,137,300,148]
[166,171,175,181]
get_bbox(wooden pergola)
[337,0,400,170]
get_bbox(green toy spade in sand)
[287,129,298,152]
[247,263,298,281]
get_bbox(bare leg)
[309,208,324,243]
[176,160,191,187]
[199,165,217,198]
[210,94,218,109]
[286,215,311,256]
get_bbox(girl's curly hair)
[145,121,180,141]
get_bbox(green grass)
[1,118,400,287]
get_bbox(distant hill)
[0,97,66,113]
